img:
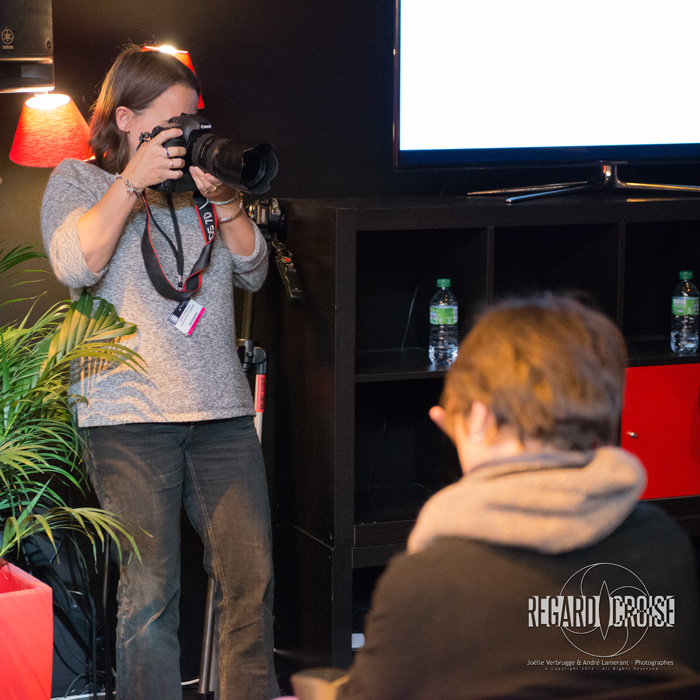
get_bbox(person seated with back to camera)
[331,293,700,700]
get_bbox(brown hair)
[89,44,200,174]
[441,294,627,451]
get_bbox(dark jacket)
[338,503,700,699]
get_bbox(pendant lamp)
[141,44,204,108]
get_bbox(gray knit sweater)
[41,158,268,427]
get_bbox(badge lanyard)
[139,193,216,334]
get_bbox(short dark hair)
[441,294,627,451]
[89,44,200,174]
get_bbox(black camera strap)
[140,193,217,302]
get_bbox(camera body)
[146,114,211,194]
[141,113,278,195]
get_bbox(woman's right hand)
[77,126,189,273]
[119,127,187,191]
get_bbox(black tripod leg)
[197,577,217,697]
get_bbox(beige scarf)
[407,447,647,555]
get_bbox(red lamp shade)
[10,93,91,167]
[142,45,205,109]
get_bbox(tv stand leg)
[468,164,700,203]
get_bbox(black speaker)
[0,0,54,93]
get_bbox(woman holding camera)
[41,45,279,700]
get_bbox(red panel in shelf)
[621,363,700,499]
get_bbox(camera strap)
[140,193,217,301]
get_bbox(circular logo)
[559,563,651,658]
[1,28,14,46]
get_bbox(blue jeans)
[82,417,279,700]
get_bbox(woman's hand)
[189,166,239,203]
[77,127,189,273]
[189,166,255,256]
[120,127,187,191]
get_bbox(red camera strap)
[140,193,217,301]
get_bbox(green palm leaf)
[1,245,145,562]
[1,506,141,562]
[0,244,43,276]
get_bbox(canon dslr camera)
[142,114,278,195]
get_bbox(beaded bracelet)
[207,196,236,206]
[207,191,243,206]
[218,204,244,224]
[115,173,144,195]
[216,191,245,224]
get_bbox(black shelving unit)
[261,194,700,673]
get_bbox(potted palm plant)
[0,243,143,700]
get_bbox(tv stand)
[469,164,700,203]
[265,195,700,677]
[264,195,700,677]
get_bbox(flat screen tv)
[394,0,700,200]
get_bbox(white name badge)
[168,298,205,336]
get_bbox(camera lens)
[241,150,264,191]
[191,135,278,195]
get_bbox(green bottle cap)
[680,271,693,280]
[437,278,451,287]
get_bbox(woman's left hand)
[189,166,255,256]
[190,166,238,202]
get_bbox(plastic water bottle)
[429,278,458,365]
[671,270,699,354]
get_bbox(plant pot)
[0,558,53,700]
